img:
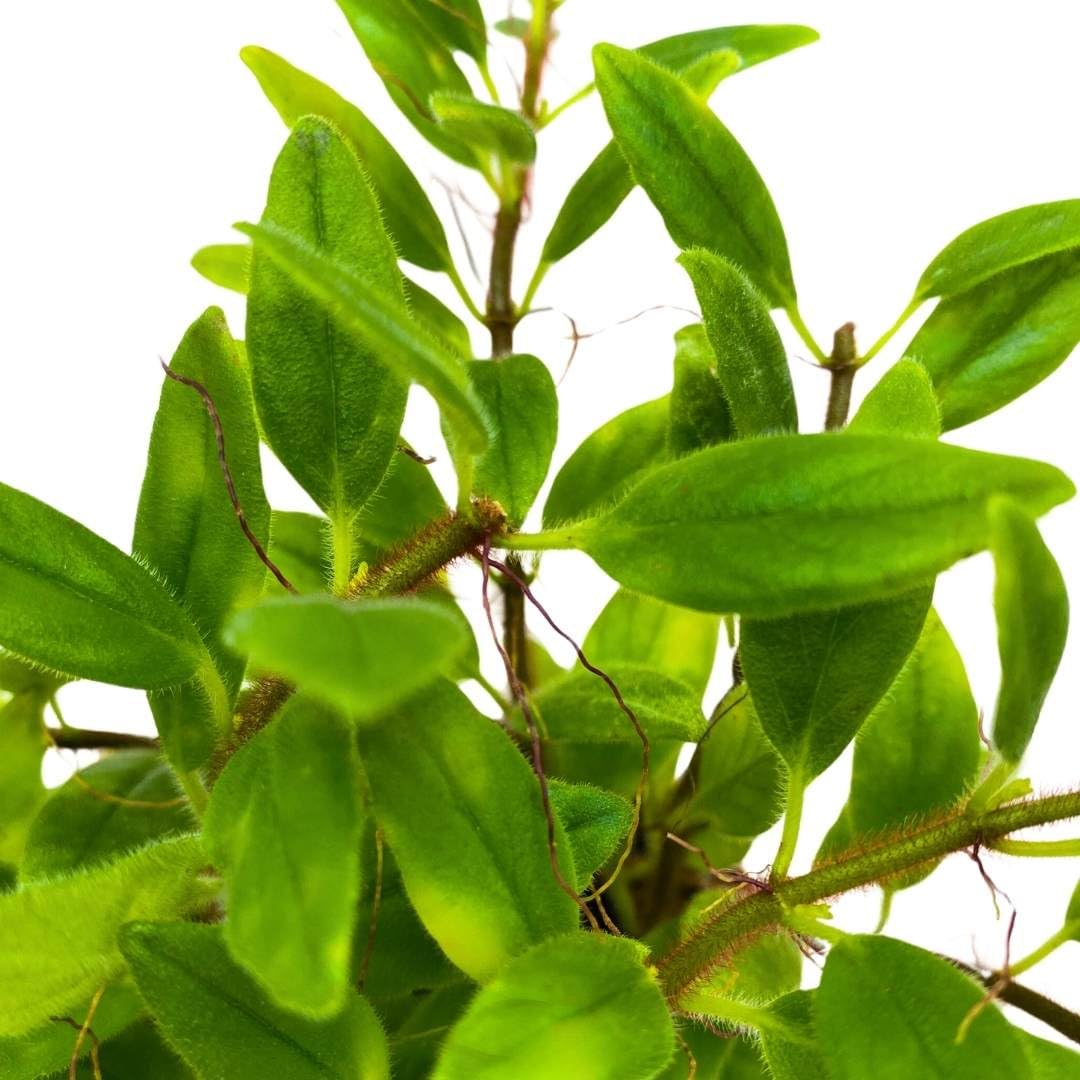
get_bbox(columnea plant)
[2,4,1079,1079]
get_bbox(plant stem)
[1010,923,1077,977]
[785,304,829,364]
[657,790,1080,1002]
[677,990,811,1041]
[49,727,160,751]
[857,298,922,368]
[771,769,807,880]
[824,321,857,431]
[990,836,1080,857]
[486,198,523,356]
[331,513,354,594]
[499,527,580,551]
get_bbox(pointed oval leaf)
[225,595,467,720]
[669,323,735,454]
[679,250,797,436]
[121,922,389,1080]
[849,358,940,437]
[548,781,633,891]
[430,92,536,164]
[0,483,206,689]
[543,395,670,527]
[404,276,472,357]
[358,681,578,982]
[817,936,1031,1079]
[915,199,1080,300]
[593,44,794,308]
[204,697,363,1018]
[246,117,409,520]
[191,243,251,294]
[433,935,674,1080]
[989,498,1069,764]
[561,434,1074,617]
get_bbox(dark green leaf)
[817,936,1031,1079]
[266,511,330,595]
[905,248,1080,429]
[225,595,466,720]
[593,44,794,307]
[204,696,362,1017]
[849,358,940,437]
[0,482,207,690]
[241,46,453,273]
[135,306,269,768]
[742,585,932,778]
[915,199,1080,300]
[668,323,735,454]
[758,991,829,1080]
[989,498,1069,763]
[554,434,1074,617]
[433,934,675,1080]
[412,0,486,63]
[0,691,48,866]
[657,1029,765,1079]
[121,922,389,1080]
[0,836,207,1036]
[191,243,251,293]
[549,780,633,889]
[385,983,473,1080]
[246,117,409,521]
[679,250,797,436]
[70,1019,194,1080]
[21,751,193,880]
[404,276,472,356]
[542,395,669,527]
[358,681,578,981]
[431,92,536,164]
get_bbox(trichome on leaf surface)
[3,3,1080,1079]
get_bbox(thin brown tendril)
[665,832,772,893]
[675,1028,698,1079]
[160,361,296,594]
[396,442,436,466]
[957,906,1017,1043]
[64,983,105,1080]
[358,827,385,990]
[46,735,186,809]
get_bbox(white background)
[2,0,1078,1046]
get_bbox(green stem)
[478,61,501,105]
[1010,922,1079,977]
[785,304,829,364]
[539,81,595,128]
[49,727,159,751]
[177,769,209,818]
[658,790,1080,1002]
[518,258,550,317]
[771,769,807,881]
[197,660,232,742]
[967,759,1016,814]
[677,991,812,1041]
[446,265,486,324]
[331,513,354,594]
[499,527,580,552]
[989,836,1080,857]
[857,298,922,367]
[474,670,512,712]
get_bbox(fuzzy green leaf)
[849,358,940,437]
[240,218,489,455]
[358,681,578,982]
[554,434,1074,617]
[0,691,48,867]
[69,1020,194,1080]
[433,934,675,1080]
[404,277,472,356]
[915,199,1080,300]
[758,991,829,1080]
[817,936,1031,1079]
[594,44,794,308]
[989,498,1069,763]
[742,585,932,779]
[543,395,670,526]
[679,250,797,436]
[265,511,331,595]
[447,354,557,527]
[191,243,251,293]
[431,92,536,164]
[354,447,447,550]
[334,0,478,167]
[225,595,466,720]
[0,836,206,1037]
[246,117,409,521]
[135,307,269,768]
[21,751,193,881]
[905,248,1080,430]
[541,26,817,266]
[204,697,362,1017]
[0,483,207,689]
[548,781,633,891]
[121,922,389,1080]
[668,323,735,454]
[241,46,453,272]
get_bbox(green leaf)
[246,117,409,521]
[0,691,48,866]
[554,433,1074,617]
[204,696,362,1018]
[446,354,557,527]
[1019,1032,1080,1079]
[225,595,466,720]
[817,936,1031,1079]
[905,248,1080,429]
[121,922,389,1080]
[679,250,797,436]
[431,92,536,164]
[0,654,65,695]
[0,836,206,1037]
[357,681,578,982]
[412,0,486,63]
[384,984,473,1080]
[593,44,794,308]
[989,498,1069,764]
[0,482,207,689]
[240,219,489,455]
[818,612,981,877]
[542,395,670,527]
[404,276,472,357]
[548,781,633,891]
[334,0,479,167]
[433,934,675,1080]
[70,1019,194,1080]
[21,751,193,880]
[849,358,940,437]
[1067,879,1080,938]
[191,243,251,293]
[354,447,447,550]
[241,46,454,273]
[266,511,331,595]
[541,26,817,266]
[915,199,1080,300]
[529,663,707,743]
[135,307,269,768]
[742,585,932,778]
[584,587,719,696]
[668,323,735,454]
[759,991,829,1080]
[657,1030,765,1079]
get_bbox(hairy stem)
[824,321,857,431]
[771,769,807,880]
